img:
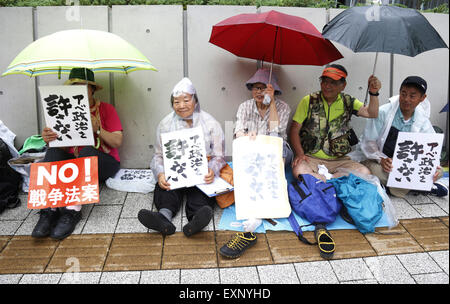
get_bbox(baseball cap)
[321,66,347,81]
[401,76,427,94]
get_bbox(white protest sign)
[161,126,208,190]
[39,85,94,148]
[232,135,291,220]
[387,132,444,191]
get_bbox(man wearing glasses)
[289,64,381,181]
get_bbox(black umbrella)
[322,5,448,102]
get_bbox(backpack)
[0,138,22,213]
[328,173,383,234]
[287,174,341,244]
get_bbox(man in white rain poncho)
[357,76,447,197]
[138,78,226,237]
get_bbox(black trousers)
[43,147,120,183]
[153,184,215,221]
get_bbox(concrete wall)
[0,5,448,168]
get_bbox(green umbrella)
[2,29,157,77]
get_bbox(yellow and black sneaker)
[219,232,257,259]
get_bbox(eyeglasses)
[319,77,343,87]
[252,86,267,92]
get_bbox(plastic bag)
[105,169,156,194]
[8,151,46,192]
[335,167,398,229]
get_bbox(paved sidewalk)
[0,181,448,285]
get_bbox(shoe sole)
[183,206,213,237]
[138,209,176,236]
[219,240,257,259]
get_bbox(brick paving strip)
[0,217,447,275]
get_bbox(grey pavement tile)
[99,271,141,284]
[426,195,449,214]
[181,268,220,284]
[0,195,30,221]
[428,250,449,275]
[397,252,442,275]
[390,196,421,219]
[403,193,434,205]
[413,272,449,284]
[257,264,300,284]
[115,217,148,233]
[0,274,23,284]
[19,273,62,284]
[140,269,180,284]
[364,255,415,284]
[219,266,260,284]
[59,272,102,284]
[294,261,339,284]
[330,258,374,282]
[214,207,224,230]
[412,203,447,218]
[121,192,153,218]
[0,220,22,236]
[13,210,39,235]
[82,205,122,234]
[99,187,127,205]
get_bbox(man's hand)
[42,127,58,144]
[292,153,308,168]
[380,157,393,173]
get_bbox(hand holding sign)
[28,156,99,209]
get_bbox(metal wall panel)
[0,7,37,148]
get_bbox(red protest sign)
[27,156,99,209]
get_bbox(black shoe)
[219,232,257,259]
[183,205,213,237]
[32,209,60,238]
[138,209,176,236]
[50,208,81,240]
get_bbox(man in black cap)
[360,76,447,197]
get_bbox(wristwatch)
[369,91,380,96]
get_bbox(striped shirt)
[234,98,291,141]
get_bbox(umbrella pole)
[364,52,379,105]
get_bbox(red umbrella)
[209,10,343,67]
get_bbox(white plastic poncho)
[350,95,434,162]
[150,78,226,180]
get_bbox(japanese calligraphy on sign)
[387,132,444,191]
[28,156,99,209]
[232,135,291,220]
[161,126,208,190]
[39,85,94,148]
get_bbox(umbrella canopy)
[322,5,448,57]
[2,29,157,77]
[209,10,343,66]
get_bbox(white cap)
[172,77,196,97]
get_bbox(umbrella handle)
[364,52,379,105]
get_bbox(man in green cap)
[32,68,123,240]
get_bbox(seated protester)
[234,68,293,165]
[289,64,381,182]
[33,68,123,240]
[138,78,226,237]
[360,76,447,197]
[219,68,292,259]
